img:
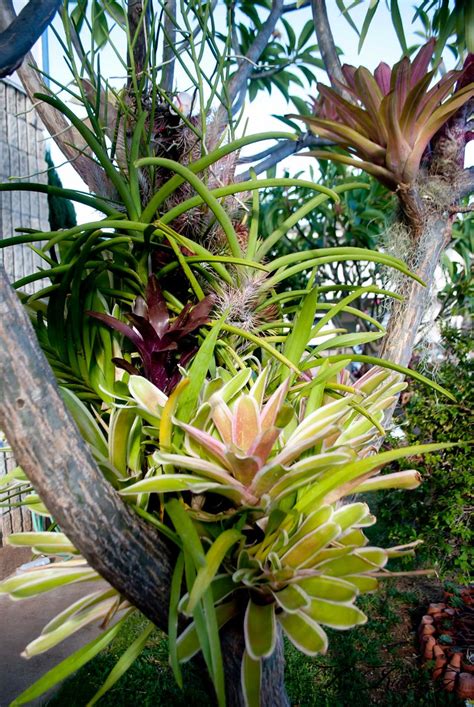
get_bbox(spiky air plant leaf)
[87,275,214,395]
[290,41,474,189]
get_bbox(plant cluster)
[0,4,470,706]
[372,328,473,583]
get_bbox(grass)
[46,581,464,706]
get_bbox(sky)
[16,1,474,222]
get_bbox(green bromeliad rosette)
[120,362,443,705]
[1,353,454,707]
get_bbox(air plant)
[291,41,474,190]
[88,275,214,395]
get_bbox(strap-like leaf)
[244,599,276,660]
[241,649,261,707]
[304,598,367,629]
[186,529,242,614]
[278,610,328,655]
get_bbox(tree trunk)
[379,215,451,367]
[222,621,289,707]
[0,266,174,631]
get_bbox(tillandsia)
[0,356,454,707]
[291,41,474,190]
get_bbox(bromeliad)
[120,364,411,510]
[291,41,474,190]
[88,275,214,395]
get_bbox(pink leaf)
[248,427,280,466]
[211,398,233,445]
[232,396,260,452]
[226,451,260,487]
[410,39,436,87]
[374,62,392,95]
[177,420,232,470]
[260,379,289,432]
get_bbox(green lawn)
[46,581,463,706]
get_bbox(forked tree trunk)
[0,265,287,706]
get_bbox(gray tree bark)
[379,216,451,367]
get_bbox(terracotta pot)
[456,672,474,699]
[428,603,446,615]
[420,624,436,637]
[423,636,436,661]
[432,645,447,680]
[449,653,462,669]
[444,608,456,616]
[436,612,451,620]
[443,652,462,691]
[443,667,458,691]
[462,661,474,674]
[420,614,434,625]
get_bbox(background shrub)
[371,328,473,582]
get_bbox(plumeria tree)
[0,1,472,705]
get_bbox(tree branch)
[250,62,291,80]
[311,0,351,99]
[237,132,332,179]
[160,0,176,93]
[127,0,150,86]
[0,0,61,77]
[0,1,108,194]
[0,266,174,632]
[458,166,474,199]
[283,0,310,12]
[211,0,285,143]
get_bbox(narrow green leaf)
[166,499,206,567]
[241,650,261,707]
[176,317,225,424]
[390,0,408,53]
[282,288,318,380]
[168,553,185,688]
[187,529,241,614]
[313,331,384,354]
[109,407,137,476]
